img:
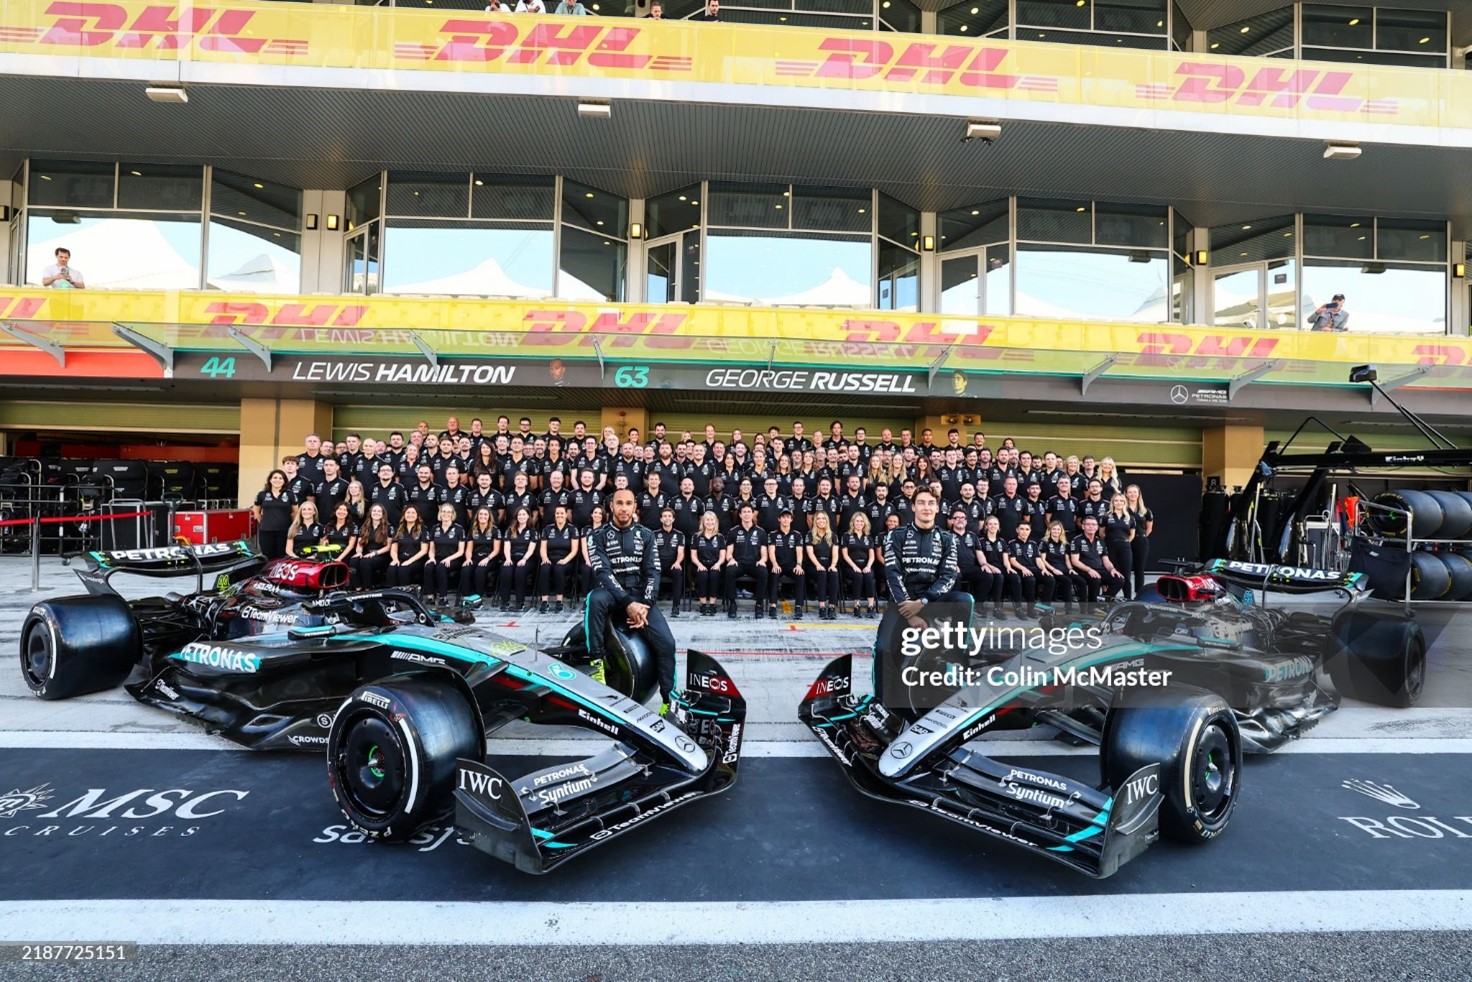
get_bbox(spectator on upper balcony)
[649,1,663,17]
[1307,293,1349,333]
[515,0,546,11]
[485,0,510,9]
[41,247,85,290]
[696,0,720,20]
[554,0,588,11]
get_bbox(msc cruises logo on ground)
[0,3,307,55]
[0,784,54,819]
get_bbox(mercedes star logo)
[1170,384,1189,405]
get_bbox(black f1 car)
[798,559,1424,878]
[19,542,745,873]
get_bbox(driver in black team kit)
[585,488,678,711]
[875,488,973,702]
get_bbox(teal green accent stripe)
[1046,802,1113,853]
[530,828,574,849]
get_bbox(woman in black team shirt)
[252,469,296,559]
[1042,520,1083,613]
[285,499,325,559]
[691,511,728,616]
[351,503,393,590]
[1102,492,1138,599]
[841,512,878,618]
[386,505,429,588]
[1125,484,1154,600]
[424,503,467,604]
[577,504,607,599]
[537,503,579,613]
[978,514,1021,619]
[323,501,359,561]
[344,481,369,525]
[499,506,539,611]
[460,506,502,601]
[806,511,841,620]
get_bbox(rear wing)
[1203,559,1367,595]
[76,540,263,595]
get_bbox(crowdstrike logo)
[1342,779,1419,809]
[0,784,54,819]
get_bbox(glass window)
[1377,219,1445,263]
[938,0,1009,37]
[1208,9,1294,56]
[207,219,301,293]
[1014,245,1169,321]
[28,160,114,209]
[646,185,701,239]
[1211,216,1296,264]
[1095,202,1168,250]
[984,244,1012,316]
[877,241,918,311]
[940,199,1009,253]
[1170,0,1190,50]
[559,225,626,302]
[1303,261,1445,334]
[562,179,628,237]
[27,211,201,289]
[705,231,871,306]
[941,256,980,316]
[878,193,918,246]
[211,170,300,231]
[879,0,922,33]
[1093,0,1166,35]
[707,182,789,230]
[1301,5,1373,48]
[386,172,470,219]
[381,221,554,297]
[791,186,869,234]
[1303,214,1373,260]
[1017,198,1092,245]
[1017,0,1091,30]
[470,175,555,221]
[1374,7,1445,53]
[346,174,382,227]
[118,164,202,212]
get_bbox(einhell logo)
[1136,63,1396,116]
[775,39,1057,93]
[396,20,691,72]
[0,296,46,319]
[1137,331,1279,359]
[0,3,307,55]
[205,301,368,328]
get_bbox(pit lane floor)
[3,557,1472,978]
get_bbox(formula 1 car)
[19,542,746,872]
[798,559,1423,878]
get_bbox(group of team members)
[250,415,1156,616]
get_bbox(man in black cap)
[1307,293,1349,332]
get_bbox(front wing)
[799,655,1162,879]
[452,650,746,873]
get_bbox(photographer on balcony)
[1308,293,1349,332]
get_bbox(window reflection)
[381,222,554,296]
[1014,246,1169,321]
[27,212,201,289]
[1302,262,1445,333]
[207,219,301,293]
[705,232,871,306]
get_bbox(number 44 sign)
[198,356,237,378]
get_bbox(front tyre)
[1328,611,1426,709]
[1103,685,1242,844]
[326,677,481,841]
[20,596,140,700]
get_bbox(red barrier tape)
[0,510,153,529]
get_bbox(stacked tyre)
[1370,489,1472,601]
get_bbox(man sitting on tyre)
[585,488,678,711]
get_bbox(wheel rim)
[21,623,52,687]
[1190,723,1236,824]
[337,714,406,818]
[1405,638,1427,702]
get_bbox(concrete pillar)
[628,198,647,303]
[1452,241,1467,337]
[1189,226,1211,326]
[300,189,348,294]
[238,398,334,506]
[1202,424,1264,491]
[919,210,938,312]
[0,178,14,285]
[920,9,936,34]
[601,406,648,443]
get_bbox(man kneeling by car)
[585,489,678,712]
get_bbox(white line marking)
[3,892,1472,945]
[1,731,1471,755]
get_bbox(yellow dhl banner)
[4,289,1471,386]
[0,0,1455,130]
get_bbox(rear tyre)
[559,622,657,702]
[1102,685,1241,844]
[326,677,481,841]
[1371,490,1443,539]
[1437,552,1472,602]
[1409,551,1452,600]
[1327,610,1426,708]
[19,595,140,700]
[1426,491,1472,540]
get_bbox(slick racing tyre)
[559,622,658,702]
[20,595,141,700]
[1103,685,1241,845]
[1371,489,1443,539]
[327,677,481,841]
[1327,610,1426,709]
